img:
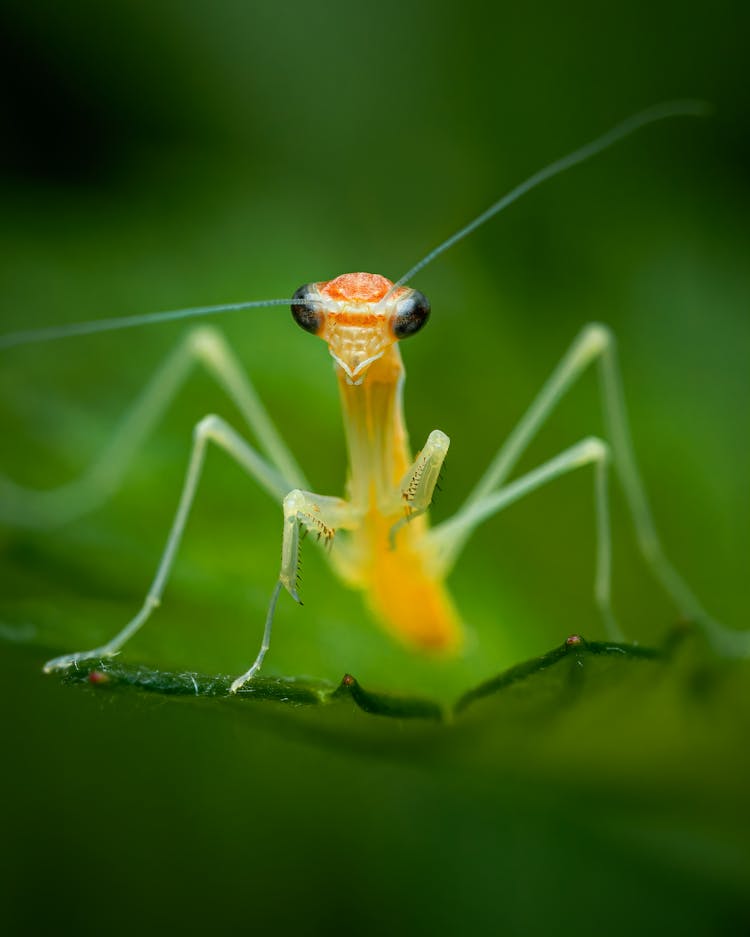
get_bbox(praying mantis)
[1,101,747,692]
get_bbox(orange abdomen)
[359,511,463,653]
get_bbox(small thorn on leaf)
[88,670,110,685]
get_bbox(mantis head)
[290,272,430,384]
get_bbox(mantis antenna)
[391,99,710,290]
[0,297,294,351]
[0,100,708,350]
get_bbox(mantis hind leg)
[0,325,308,528]
[432,323,749,656]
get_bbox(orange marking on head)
[329,312,382,327]
[320,273,394,304]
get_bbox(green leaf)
[42,626,721,733]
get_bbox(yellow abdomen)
[356,510,463,653]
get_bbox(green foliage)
[1,1,749,934]
[54,633,670,722]
[3,628,749,935]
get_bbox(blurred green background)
[1,1,748,934]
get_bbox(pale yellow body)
[333,345,461,651]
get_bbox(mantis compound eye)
[392,289,430,339]
[291,284,323,335]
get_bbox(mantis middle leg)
[431,323,749,656]
[43,414,291,674]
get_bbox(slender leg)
[0,325,307,528]
[229,581,283,692]
[44,414,290,673]
[430,437,621,638]
[388,429,450,548]
[229,488,358,692]
[433,323,749,656]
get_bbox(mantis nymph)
[2,101,746,692]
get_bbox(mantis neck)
[337,344,411,513]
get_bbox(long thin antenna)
[1,100,709,351]
[393,99,710,289]
[0,297,294,350]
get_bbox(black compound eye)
[392,289,430,339]
[291,284,323,334]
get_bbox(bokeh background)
[1,1,748,934]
